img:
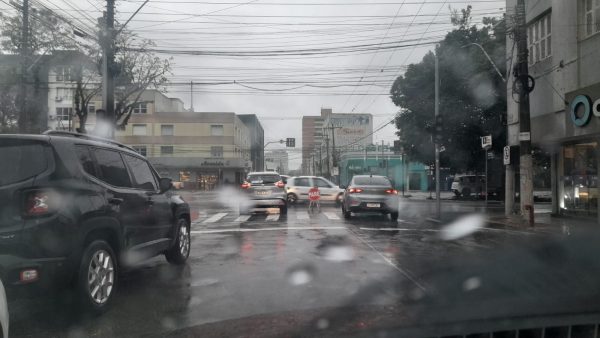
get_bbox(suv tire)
[342,205,351,219]
[77,240,117,314]
[165,218,191,265]
[287,193,298,205]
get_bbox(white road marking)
[265,214,280,221]
[360,227,441,232]
[234,215,251,223]
[202,213,228,224]
[397,219,415,224]
[324,212,340,220]
[191,226,345,234]
[296,211,309,220]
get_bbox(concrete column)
[505,164,515,216]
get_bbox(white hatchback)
[286,176,344,205]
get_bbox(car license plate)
[255,191,271,196]
[366,203,380,208]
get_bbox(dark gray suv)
[0,131,191,313]
[240,172,287,214]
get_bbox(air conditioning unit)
[55,96,63,101]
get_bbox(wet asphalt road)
[8,192,550,337]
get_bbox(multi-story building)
[115,111,253,190]
[265,149,289,174]
[238,114,265,171]
[506,0,600,219]
[302,108,330,174]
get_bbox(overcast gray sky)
[1,0,505,168]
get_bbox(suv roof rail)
[42,130,137,153]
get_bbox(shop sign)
[569,94,600,127]
[200,160,228,167]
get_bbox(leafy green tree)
[390,6,507,173]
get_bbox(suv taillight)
[24,190,55,216]
[275,181,285,188]
[348,188,363,194]
[241,182,251,189]
[385,189,398,195]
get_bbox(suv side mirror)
[159,177,173,193]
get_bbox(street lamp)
[461,43,506,83]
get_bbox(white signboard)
[481,135,492,149]
[503,146,511,165]
[332,167,339,175]
[519,132,531,141]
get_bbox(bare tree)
[113,35,172,129]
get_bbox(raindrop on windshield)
[439,214,485,240]
[316,318,329,330]
[286,263,316,285]
[462,276,482,291]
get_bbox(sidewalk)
[486,212,599,235]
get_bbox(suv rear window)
[0,142,47,186]
[353,176,391,186]
[247,174,280,184]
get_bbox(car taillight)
[241,182,251,189]
[275,181,285,188]
[348,188,363,194]
[385,189,398,195]
[24,190,54,216]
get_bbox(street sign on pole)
[481,135,492,149]
[503,146,511,165]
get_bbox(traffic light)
[434,115,443,144]
[286,138,295,147]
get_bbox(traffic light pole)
[434,48,441,220]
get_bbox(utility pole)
[515,0,534,220]
[190,81,194,112]
[102,0,116,138]
[325,136,331,177]
[18,0,30,133]
[381,140,384,172]
[434,48,441,220]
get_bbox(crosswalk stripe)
[265,214,280,221]
[202,213,228,223]
[296,211,309,220]
[234,215,251,222]
[324,212,340,220]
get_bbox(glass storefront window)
[561,142,598,215]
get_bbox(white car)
[285,176,344,205]
[0,278,8,338]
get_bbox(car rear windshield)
[0,141,48,186]
[247,174,280,184]
[353,176,391,186]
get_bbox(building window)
[211,146,223,158]
[55,107,72,121]
[55,66,72,82]
[161,124,174,136]
[56,88,73,100]
[528,12,551,64]
[161,146,174,156]
[132,102,147,114]
[584,0,600,37]
[211,125,224,136]
[132,145,147,156]
[87,103,96,114]
[132,124,147,136]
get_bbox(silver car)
[285,176,344,205]
[341,175,399,221]
[240,172,287,214]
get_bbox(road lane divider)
[202,213,228,224]
[191,226,346,234]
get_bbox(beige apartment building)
[116,111,253,190]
